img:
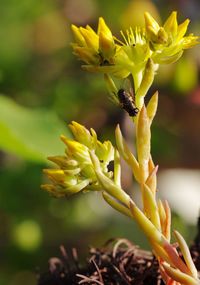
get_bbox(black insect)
[117,88,139,117]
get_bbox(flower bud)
[69,121,96,149]
[71,24,86,46]
[98,18,116,60]
[144,12,160,41]
[72,46,99,65]
[157,28,168,44]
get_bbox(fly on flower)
[103,74,139,116]
[117,80,139,117]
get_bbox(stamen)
[120,30,129,45]
[113,36,125,46]
[130,27,136,45]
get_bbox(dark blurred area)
[0,0,200,284]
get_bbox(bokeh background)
[0,0,200,284]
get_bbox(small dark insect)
[117,88,139,117]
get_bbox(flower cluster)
[42,121,114,197]
[72,12,198,75]
[145,11,198,64]
[71,12,198,110]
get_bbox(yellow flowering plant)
[42,11,200,285]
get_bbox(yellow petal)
[64,168,81,175]
[66,179,91,194]
[95,140,114,165]
[163,11,178,37]
[71,24,86,46]
[82,64,130,78]
[99,30,116,59]
[69,121,94,148]
[177,19,190,41]
[157,27,168,44]
[80,27,98,49]
[48,155,76,168]
[144,12,160,39]
[43,169,65,184]
[97,17,112,38]
[73,46,99,64]
[41,184,65,197]
[86,24,98,37]
[182,35,199,49]
[61,136,90,162]
[152,49,183,64]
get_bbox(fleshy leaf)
[115,124,140,182]
[162,240,191,275]
[146,91,158,125]
[142,184,161,230]
[114,149,121,187]
[136,106,151,182]
[163,200,171,241]
[146,162,158,194]
[129,201,163,244]
[89,150,130,206]
[102,192,132,218]
[174,230,198,279]
[162,263,199,285]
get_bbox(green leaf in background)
[0,95,69,163]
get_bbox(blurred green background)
[0,0,200,284]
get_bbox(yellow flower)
[98,17,116,61]
[82,26,152,80]
[144,11,199,64]
[71,12,199,103]
[42,122,114,197]
[117,27,151,75]
[71,18,132,78]
[71,17,116,66]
